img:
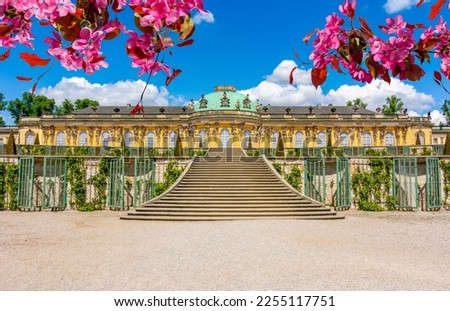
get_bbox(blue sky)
[1,0,450,125]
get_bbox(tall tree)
[381,95,404,115]
[0,93,5,126]
[55,99,75,115]
[74,98,99,111]
[346,98,368,109]
[442,100,450,126]
[7,92,55,124]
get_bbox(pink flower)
[339,0,356,19]
[383,15,407,35]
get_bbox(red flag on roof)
[130,103,144,116]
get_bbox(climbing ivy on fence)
[66,147,89,211]
[154,161,185,197]
[88,157,109,210]
[440,160,450,210]
[0,162,18,210]
[272,162,302,192]
[351,149,394,211]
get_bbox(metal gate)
[392,158,418,209]
[426,158,442,210]
[17,157,35,210]
[108,157,125,210]
[304,157,326,203]
[42,157,67,210]
[134,157,155,207]
[336,157,351,209]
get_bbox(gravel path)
[0,210,449,291]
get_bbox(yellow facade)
[17,87,433,152]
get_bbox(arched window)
[146,131,155,148]
[25,132,35,145]
[198,129,206,147]
[317,131,326,148]
[418,132,425,145]
[243,130,251,148]
[169,131,177,149]
[124,131,132,147]
[340,132,349,146]
[220,128,230,148]
[101,131,110,147]
[362,131,372,147]
[56,131,65,146]
[272,131,279,149]
[295,131,304,148]
[385,132,394,146]
[78,131,88,146]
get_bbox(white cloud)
[325,79,435,111]
[192,11,215,24]
[38,77,184,107]
[383,0,421,13]
[240,60,435,112]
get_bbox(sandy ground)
[0,209,449,291]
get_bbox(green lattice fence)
[42,157,67,210]
[17,157,34,210]
[425,158,442,211]
[392,158,418,210]
[108,157,125,210]
[134,157,155,207]
[336,157,351,210]
[304,157,325,203]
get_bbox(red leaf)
[429,0,446,19]
[0,49,10,61]
[16,76,33,81]
[39,21,52,26]
[0,25,12,36]
[406,64,424,81]
[303,31,315,45]
[417,0,425,7]
[165,69,182,86]
[434,71,442,82]
[358,17,373,36]
[19,52,51,67]
[311,67,327,89]
[331,56,344,74]
[31,83,37,95]
[289,67,297,85]
[293,48,300,60]
[177,39,194,47]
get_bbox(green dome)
[190,86,258,112]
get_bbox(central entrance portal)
[220,128,230,148]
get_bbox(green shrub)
[359,201,384,212]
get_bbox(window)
[124,131,132,147]
[56,131,65,146]
[79,131,88,146]
[146,131,155,148]
[198,129,206,147]
[317,132,326,148]
[362,132,372,147]
[243,130,251,148]
[418,133,425,145]
[169,131,177,149]
[25,132,35,145]
[295,132,304,148]
[272,131,279,149]
[385,132,394,146]
[101,131,110,147]
[340,132,349,146]
[220,129,230,148]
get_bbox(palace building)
[16,85,434,155]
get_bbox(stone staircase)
[121,149,344,221]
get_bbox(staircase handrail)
[261,155,326,207]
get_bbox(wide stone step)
[135,206,327,212]
[129,211,336,217]
[168,190,294,195]
[121,214,345,221]
[143,202,323,208]
[162,193,301,198]
[155,198,315,204]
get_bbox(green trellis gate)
[17,157,35,210]
[42,157,67,210]
[425,158,442,210]
[336,157,351,209]
[304,157,326,203]
[392,158,418,209]
[134,157,155,207]
[108,157,125,210]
